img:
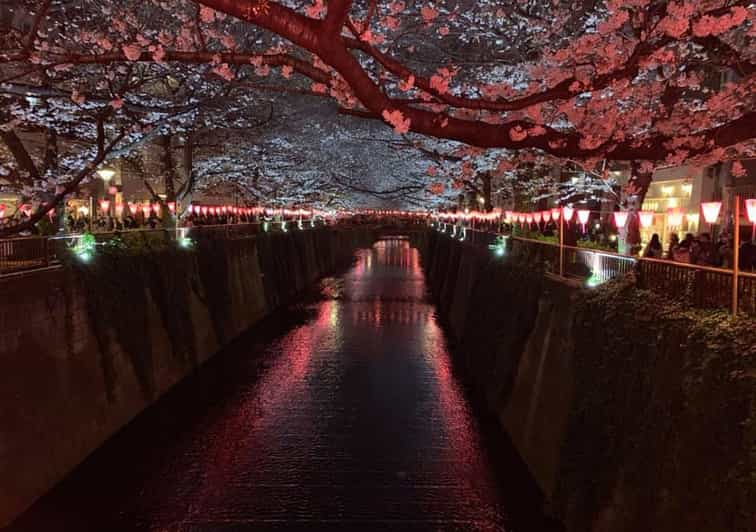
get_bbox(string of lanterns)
[88,202,333,220]
[503,198,756,235]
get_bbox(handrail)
[0,220,329,277]
[435,223,756,315]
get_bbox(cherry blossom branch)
[0,130,127,238]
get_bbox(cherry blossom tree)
[1,0,754,234]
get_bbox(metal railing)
[435,223,756,316]
[638,258,756,315]
[0,237,55,275]
[0,220,326,277]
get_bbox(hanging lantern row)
[437,209,501,222]
[187,205,262,217]
[358,209,429,216]
[185,205,333,218]
[504,206,588,230]
[505,198,756,235]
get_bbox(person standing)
[643,233,663,258]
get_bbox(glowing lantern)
[167,202,176,214]
[222,206,228,214]
[99,199,110,213]
[0,204,5,218]
[141,204,151,218]
[128,202,138,215]
[186,205,194,215]
[551,207,561,221]
[108,185,118,196]
[667,208,683,227]
[613,211,628,228]
[201,206,209,216]
[533,211,542,224]
[504,210,513,222]
[115,203,124,217]
[562,206,574,223]
[153,202,162,217]
[542,210,552,223]
[517,213,525,224]
[577,209,590,232]
[639,211,654,228]
[525,214,533,226]
[745,198,756,240]
[701,201,722,224]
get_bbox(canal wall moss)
[0,227,373,527]
[422,230,756,532]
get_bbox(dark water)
[10,239,556,531]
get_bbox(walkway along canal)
[7,238,557,531]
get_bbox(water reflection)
[10,239,527,531]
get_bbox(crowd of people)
[643,231,756,271]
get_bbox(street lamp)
[97,166,116,182]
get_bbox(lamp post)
[732,196,740,315]
[93,166,115,232]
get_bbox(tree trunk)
[624,161,654,249]
[481,172,493,212]
[160,134,177,202]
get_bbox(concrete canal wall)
[0,227,374,527]
[422,230,756,532]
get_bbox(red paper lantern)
[577,209,590,232]
[128,202,138,215]
[550,207,561,221]
[562,206,574,223]
[746,198,756,224]
[667,208,683,227]
[542,210,552,223]
[141,204,151,217]
[0,204,5,218]
[167,202,176,214]
[613,211,628,228]
[745,198,756,240]
[639,211,654,228]
[533,211,542,224]
[701,201,722,224]
[99,199,110,213]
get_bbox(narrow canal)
[10,239,557,531]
